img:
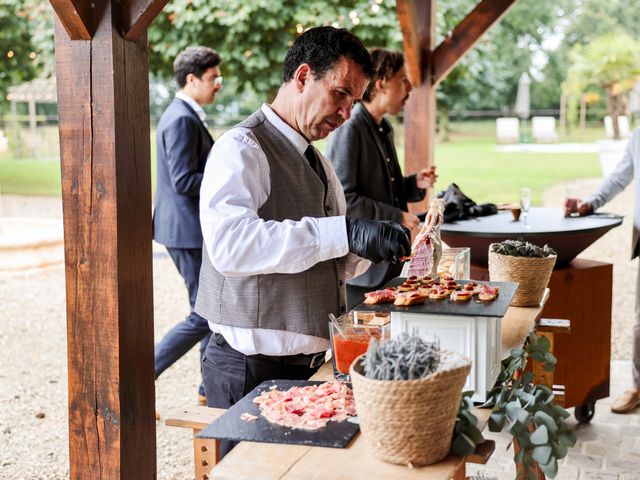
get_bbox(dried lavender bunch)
[362,333,440,381]
[491,238,556,258]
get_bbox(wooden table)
[204,296,550,480]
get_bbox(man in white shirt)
[153,46,222,405]
[566,127,640,414]
[195,27,410,454]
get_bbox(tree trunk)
[438,108,451,142]
[609,89,621,140]
[579,96,586,137]
[559,92,567,139]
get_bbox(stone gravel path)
[0,180,638,479]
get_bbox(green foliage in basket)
[451,391,485,456]
[484,333,576,479]
[362,333,440,381]
[491,238,556,258]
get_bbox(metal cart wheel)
[574,401,596,424]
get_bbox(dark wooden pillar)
[51,0,168,477]
[397,0,437,213]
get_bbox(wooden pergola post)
[396,0,518,212]
[50,1,168,477]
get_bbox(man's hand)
[401,211,420,242]
[564,197,592,217]
[416,165,437,189]
[345,217,411,264]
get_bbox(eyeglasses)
[213,76,223,88]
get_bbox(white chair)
[0,130,8,154]
[531,116,558,143]
[604,115,630,138]
[496,117,519,144]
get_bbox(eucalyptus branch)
[484,333,575,479]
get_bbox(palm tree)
[564,33,640,139]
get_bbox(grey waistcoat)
[195,109,346,339]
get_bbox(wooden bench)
[164,406,225,480]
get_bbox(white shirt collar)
[260,103,309,156]
[176,91,207,124]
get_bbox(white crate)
[390,311,501,402]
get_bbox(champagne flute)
[565,184,579,217]
[520,188,531,229]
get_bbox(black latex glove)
[345,217,411,264]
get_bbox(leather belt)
[213,333,326,369]
[250,351,326,369]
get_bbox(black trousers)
[202,333,319,457]
[155,247,211,396]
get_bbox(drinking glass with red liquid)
[329,311,390,381]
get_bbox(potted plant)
[349,334,471,467]
[488,239,557,307]
[452,333,577,479]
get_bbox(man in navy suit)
[153,46,222,404]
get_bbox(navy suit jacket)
[153,98,214,248]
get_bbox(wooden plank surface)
[537,318,571,334]
[53,2,156,477]
[501,289,549,357]
[165,406,225,430]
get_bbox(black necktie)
[304,145,327,190]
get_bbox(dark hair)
[283,26,373,83]
[362,48,406,102]
[173,46,221,88]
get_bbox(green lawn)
[0,158,62,196]
[430,122,601,205]
[319,120,602,205]
[1,121,603,205]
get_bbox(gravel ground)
[1,196,197,479]
[0,181,636,479]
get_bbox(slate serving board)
[354,278,518,318]
[197,380,359,448]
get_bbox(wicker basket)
[349,352,471,467]
[488,244,557,307]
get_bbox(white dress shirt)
[175,91,207,126]
[199,104,370,355]
[587,127,640,258]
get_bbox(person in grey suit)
[326,48,436,309]
[153,46,222,404]
[566,127,640,414]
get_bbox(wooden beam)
[52,1,156,476]
[120,0,170,41]
[397,0,437,213]
[396,0,424,86]
[431,0,518,86]
[49,0,107,40]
